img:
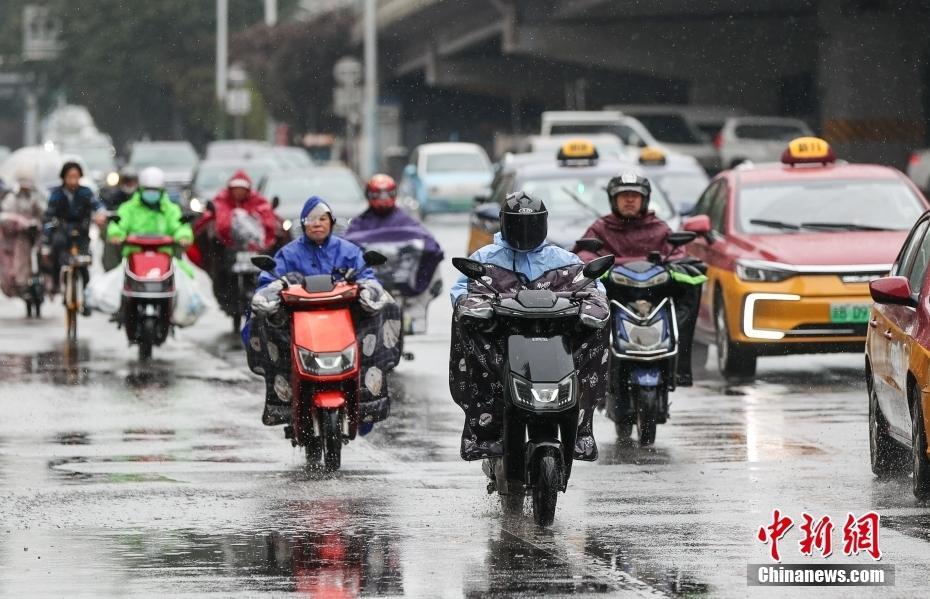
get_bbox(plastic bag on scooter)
[84,264,123,314]
[171,260,206,327]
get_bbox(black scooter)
[453,253,613,526]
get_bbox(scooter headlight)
[618,319,668,351]
[511,374,575,411]
[297,344,357,375]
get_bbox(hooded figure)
[245,196,401,428]
[193,169,280,251]
[0,168,46,298]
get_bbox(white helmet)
[139,166,165,189]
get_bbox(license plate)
[829,303,871,324]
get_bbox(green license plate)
[829,303,871,324]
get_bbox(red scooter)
[121,235,177,360]
[252,251,387,471]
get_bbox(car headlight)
[105,171,120,187]
[735,259,794,282]
[189,197,204,213]
[282,219,292,232]
[297,344,357,375]
[511,374,575,410]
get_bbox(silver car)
[718,116,813,169]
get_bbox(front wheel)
[138,317,156,361]
[615,419,633,441]
[321,409,343,472]
[501,493,524,514]
[870,381,906,477]
[911,390,930,500]
[232,313,242,334]
[715,294,756,379]
[304,438,322,468]
[531,453,561,526]
[635,387,658,446]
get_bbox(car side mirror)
[452,257,487,280]
[251,255,277,272]
[582,254,614,280]
[682,215,711,235]
[363,250,387,267]
[667,231,698,247]
[271,196,280,210]
[870,276,915,307]
[574,238,604,253]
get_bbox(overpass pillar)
[817,2,926,166]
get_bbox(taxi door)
[687,180,730,335]
[873,220,929,435]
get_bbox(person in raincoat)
[106,167,193,255]
[573,172,706,387]
[0,167,46,298]
[449,191,610,462]
[246,196,402,429]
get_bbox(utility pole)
[361,0,378,177]
[216,0,228,138]
[264,0,278,143]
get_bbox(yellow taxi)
[683,137,929,378]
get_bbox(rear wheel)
[614,419,633,441]
[139,317,156,361]
[304,438,322,467]
[715,293,756,379]
[322,409,343,472]
[501,493,524,514]
[232,313,242,334]
[869,379,906,477]
[26,300,33,318]
[636,387,658,446]
[532,454,561,527]
[911,389,930,500]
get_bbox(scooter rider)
[106,167,193,256]
[246,196,401,428]
[450,191,610,461]
[574,172,706,386]
[0,167,46,299]
[102,166,140,270]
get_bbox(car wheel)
[911,388,930,500]
[715,291,756,379]
[869,373,906,477]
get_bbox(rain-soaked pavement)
[2,216,930,598]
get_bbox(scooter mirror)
[363,250,387,267]
[574,238,604,253]
[582,254,614,280]
[205,200,216,213]
[251,255,277,272]
[271,195,280,210]
[667,231,698,247]
[452,257,487,280]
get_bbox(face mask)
[141,189,161,205]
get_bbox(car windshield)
[425,153,489,174]
[632,115,704,144]
[734,123,807,141]
[72,147,115,171]
[654,172,710,210]
[520,174,674,222]
[131,145,198,168]
[737,179,925,234]
[194,163,276,193]
[265,170,366,214]
[550,124,647,147]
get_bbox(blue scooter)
[602,232,697,445]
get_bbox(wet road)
[2,216,930,598]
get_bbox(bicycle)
[59,229,92,341]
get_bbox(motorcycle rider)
[190,169,280,309]
[450,191,610,461]
[106,167,193,256]
[101,166,140,270]
[246,196,401,428]
[0,167,46,299]
[574,172,706,386]
[42,161,105,308]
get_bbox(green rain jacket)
[106,192,193,257]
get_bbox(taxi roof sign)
[557,139,599,166]
[781,136,836,166]
[639,146,667,166]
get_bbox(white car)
[717,116,813,169]
[908,149,930,192]
[400,142,494,216]
[540,110,664,150]
[607,104,721,173]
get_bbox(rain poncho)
[450,262,609,462]
[106,191,193,256]
[574,212,684,263]
[245,196,401,425]
[343,207,444,297]
[0,187,46,297]
[191,169,280,256]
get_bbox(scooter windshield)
[508,335,574,383]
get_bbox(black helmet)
[500,191,548,251]
[607,172,651,216]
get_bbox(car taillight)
[910,153,922,166]
[713,133,723,150]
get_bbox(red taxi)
[684,137,929,378]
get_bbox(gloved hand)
[251,279,284,315]
[358,279,393,313]
[668,260,708,285]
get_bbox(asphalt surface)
[1,215,929,598]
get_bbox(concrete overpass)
[366,0,930,166]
